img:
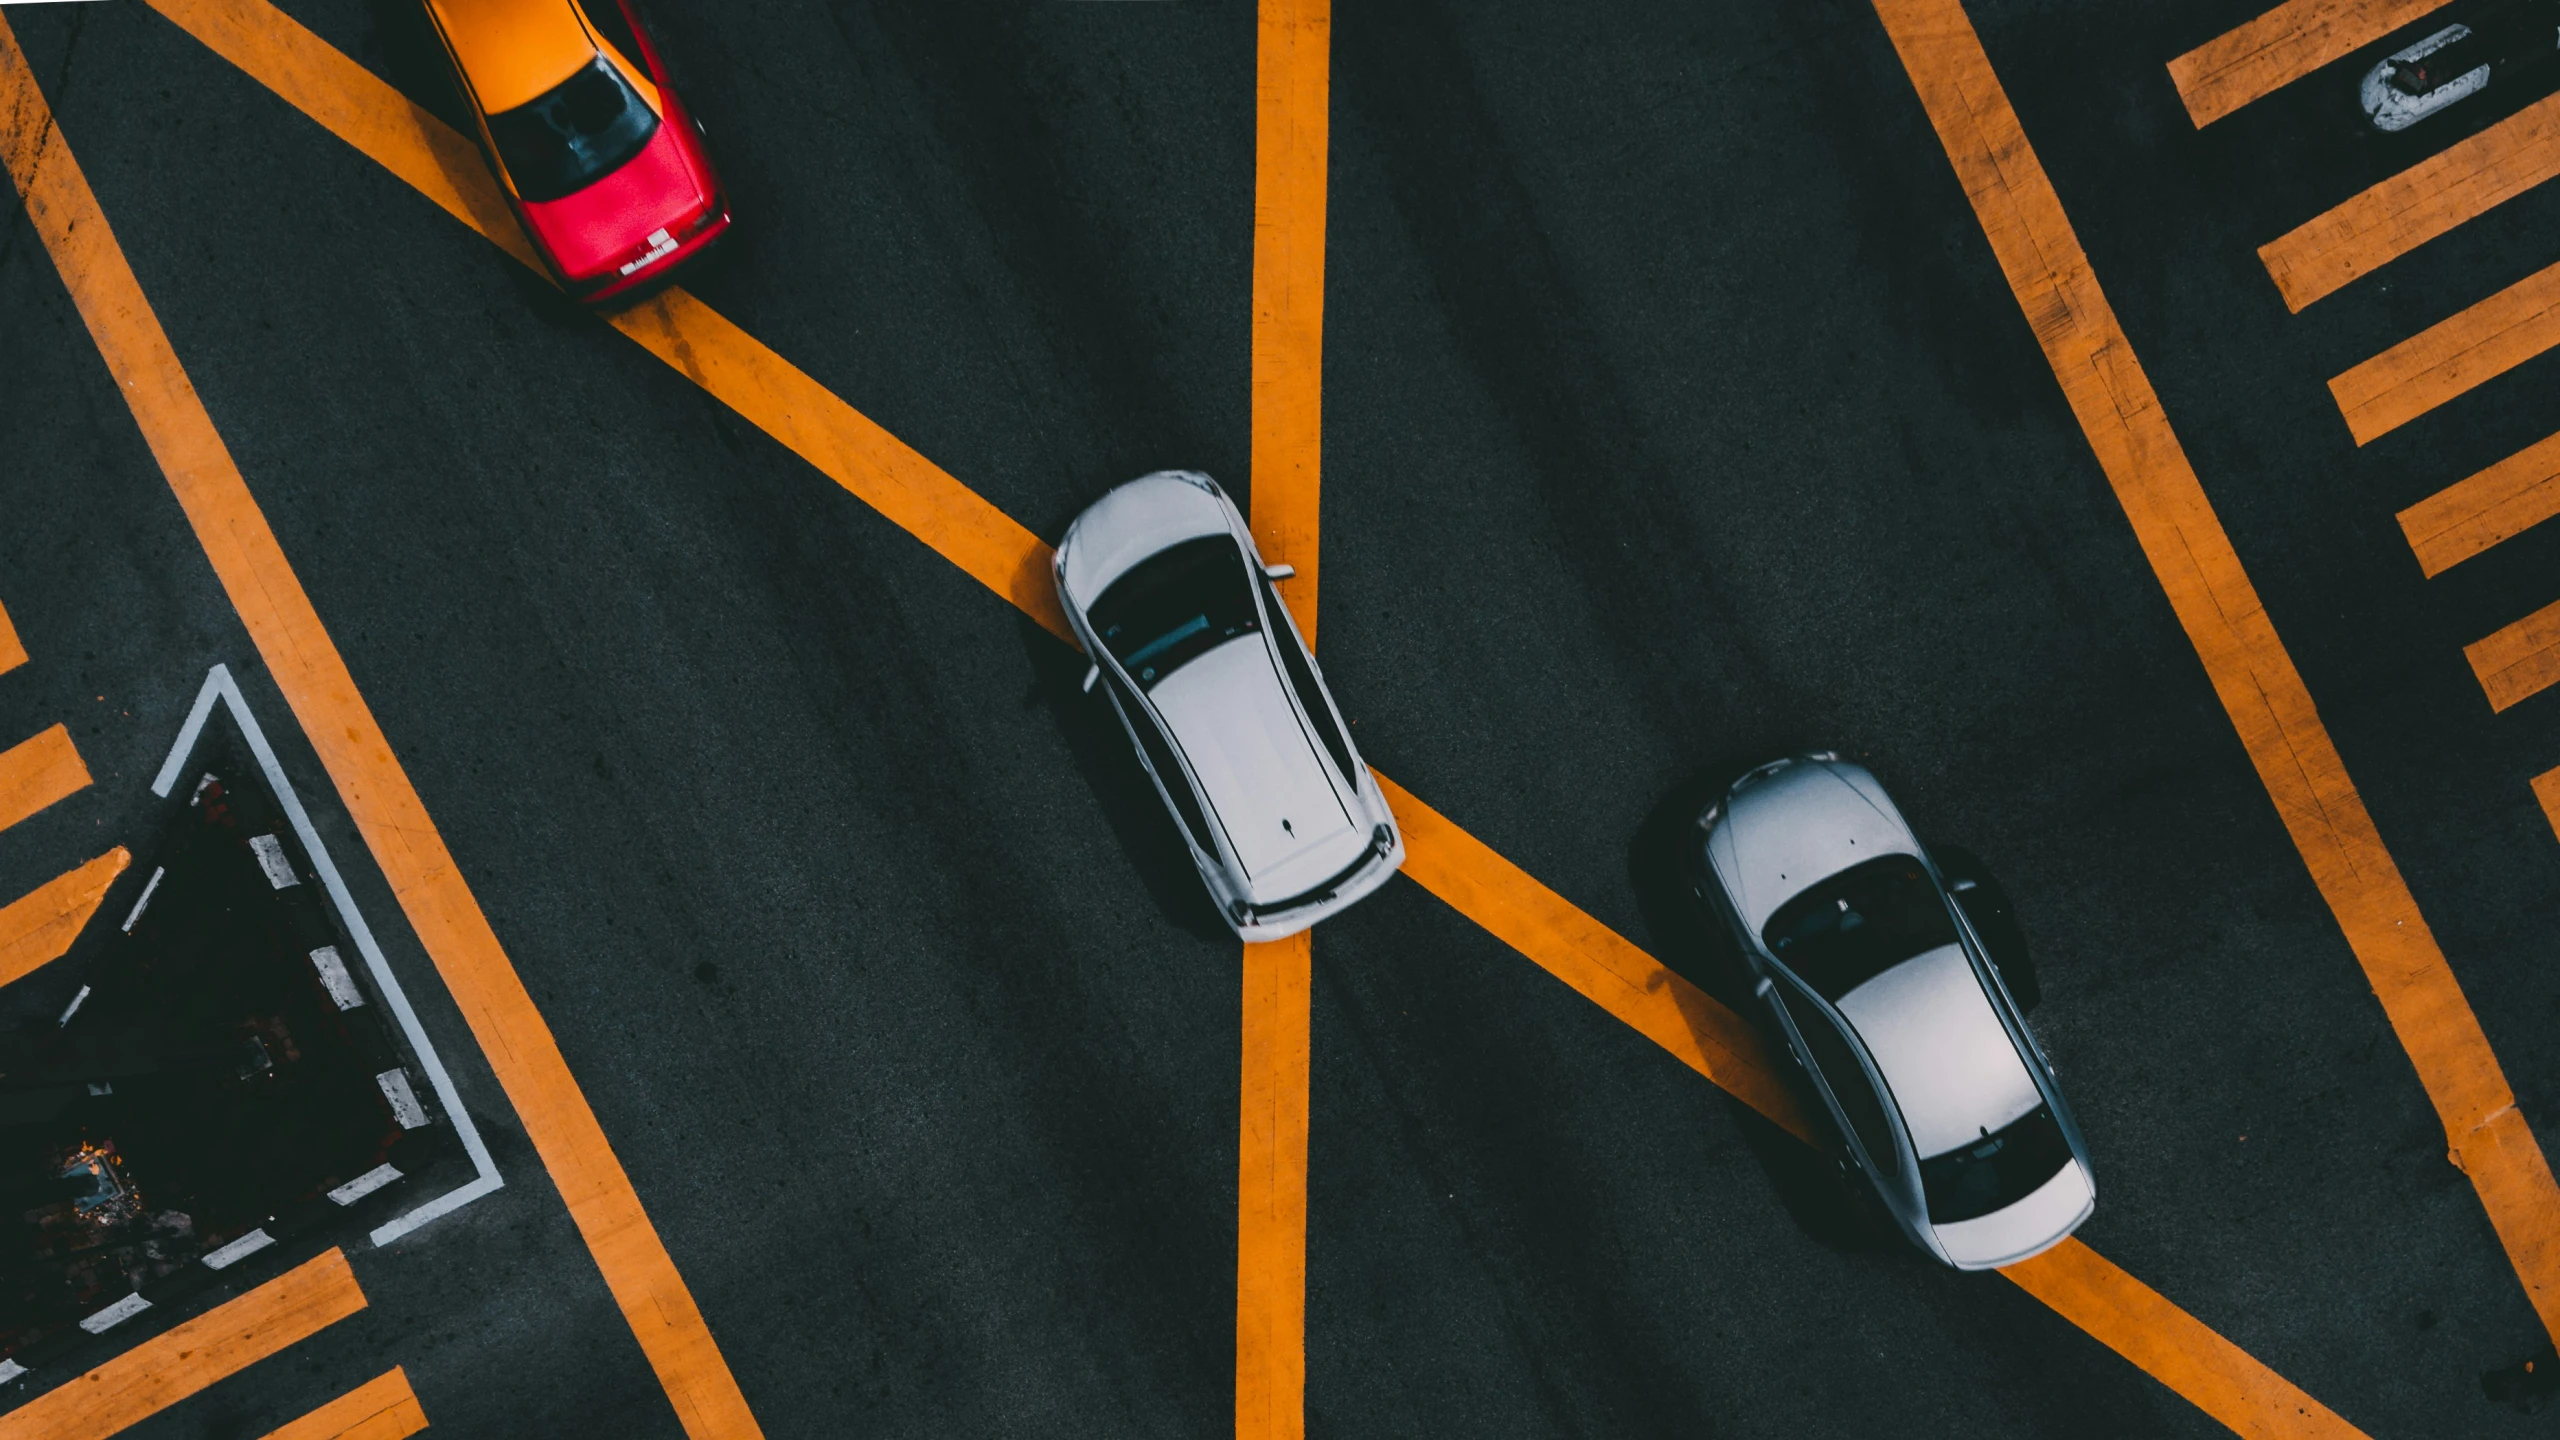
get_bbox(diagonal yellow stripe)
[125,0,2380,1429]
[2398,427,2560,577]
[2169,0,2457,128]
[0,1250,366,1440]
[0,21,763,1438]
[0,723,90,834]
[1874,0,2560,1354]
[0,848,130,989]
[2466,598,2560,713]
[257,1367,428,1440]
[1380,776,2365,1438]
[2261,91,2560,311]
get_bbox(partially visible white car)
[1055,472,1402,940]
[2360,6,2560,133]
[2363,23,2491,131]
[1691,754,2093,1270]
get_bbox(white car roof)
[1151,638,1363,896]
[1835,944,2041,1159]
[1055,471,1230,605]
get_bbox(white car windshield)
[1090,536,1261,690]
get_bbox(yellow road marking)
[2467,599,2560,712]
[147,0,533,266]
[1378,774,1811,1135]
[2169,0,2456,127]
[2534,767,2560,843]
[1239,9,1328,1435]
[2399,428,2560,576]
[0,723,89,834]
[1874,0,2560,1351]
[258,1368,428,1440]
[0,1248,366,1440]
[2330,259,2560,444]
[2002,1241,2366,1437]
[0,599,23,675]
[609,296,1066,639]
[0,24,763,1439]
[2262,92,2560,311]
[140,0,1064,644]
[1252,0,1329,645]
[1378,776,2366,1437]
[0,848,130,989]
[1236,931,1310,1440]
[130,0,2388,1424]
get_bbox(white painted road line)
[77,1293,150,1334]
[248,832,299,888]
[329,1163,403,1206]
[118,864,163,932]
[311,945,365,1009]
[55,982,87,1025]
[375,1069,428,1129]
[155,665,503,1246]
[201,1228,275,1269]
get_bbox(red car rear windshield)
[487,57,659,203]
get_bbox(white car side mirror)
[1081,663,1101,693]
[1263,563,1296,580]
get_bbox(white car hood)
[1932,1159,2094,1270]
[1056,472,1230,608]
[1148,638,1359,891]
[1836,945,2041,1159]
[1712,761,1917,933]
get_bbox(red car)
[425,0,730,304]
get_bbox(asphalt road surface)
[3,0,2558,1436]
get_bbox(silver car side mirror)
[1263,563,1296,580]
[1081,663,1101,693]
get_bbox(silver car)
[1690,754,2093,1269]
[1055,471,1402,940]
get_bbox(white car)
[1691,755,2094,1270]
[1055,472,1402,940]
[2363,24,2490,131]
[2360,7,2560,133]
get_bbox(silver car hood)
[1836,944,2042,1159]
[1709,759,1917,933]
[1148,637,1361,894]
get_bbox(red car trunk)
[519,121,712,286]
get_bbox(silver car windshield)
[1762,854,1959,1001]
[1089,536,1261,690]
[1918,1103,2072,1223]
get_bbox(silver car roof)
[1835,944,2042,1159]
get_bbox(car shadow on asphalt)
[361,0,631,330]
[1017,614,1236,948]
[1626,757,1903,1262]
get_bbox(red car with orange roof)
[425,0,729,304]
